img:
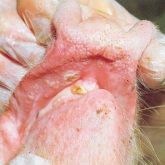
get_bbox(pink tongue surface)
[25,88,133,164]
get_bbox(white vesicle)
[45,79,59,88]
[64,70,80,82]
[81,79,99,91]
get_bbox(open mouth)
[6,41,137,164]
[11,42,137,129]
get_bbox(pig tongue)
[25,87,132,164]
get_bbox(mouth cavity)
[9,51,137,132]
[4,41,138,164]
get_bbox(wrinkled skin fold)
[0,0,164,164]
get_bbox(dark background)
[116,0,165,33]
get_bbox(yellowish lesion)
[64,72,80,82]
[71,84,87,95]
[96,104,110,116]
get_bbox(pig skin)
[0,0,157,164]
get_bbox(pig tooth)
[71,84,87,95]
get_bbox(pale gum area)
[0,0,164,164]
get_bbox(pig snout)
[0,0,164,165]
